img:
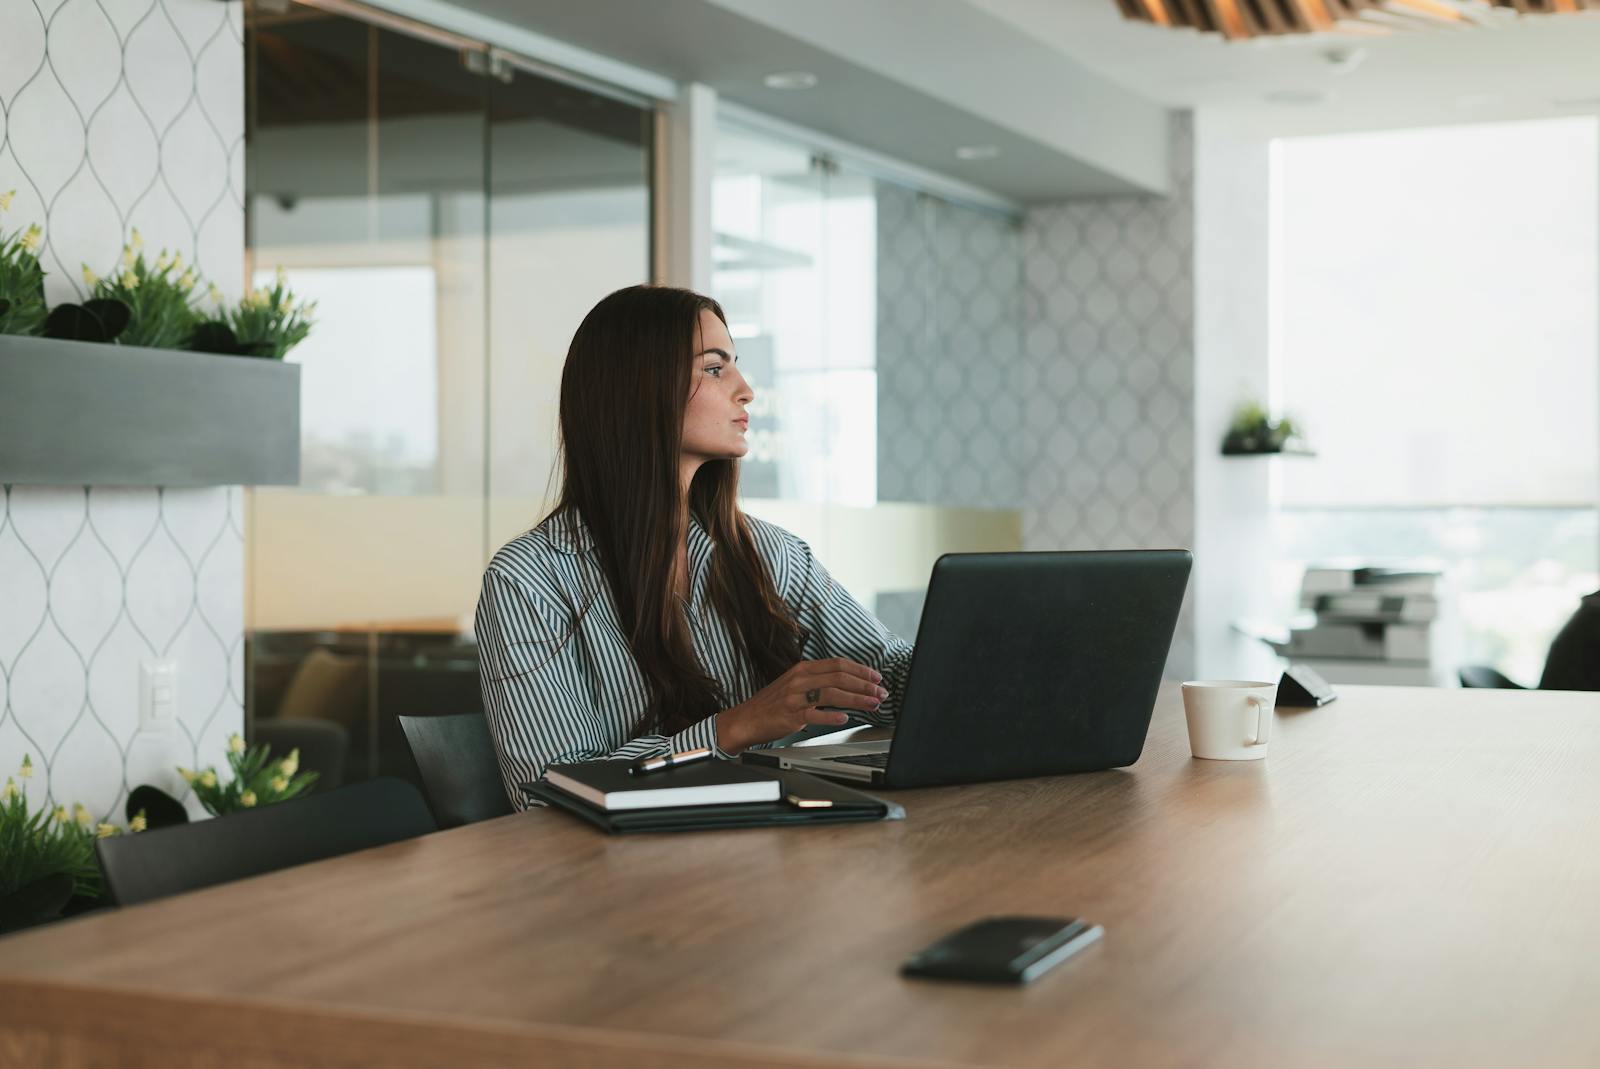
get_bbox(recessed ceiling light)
[763,71,818,90]
[1321,46,1367,74]
[956,145,1000,161]
[1264,89,1330,106]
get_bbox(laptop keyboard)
[830,752,889,769]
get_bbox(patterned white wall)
[0,0,244,820]
[0,0,244,303]
[877,184,1025,509]
[0,488,245,819]
[873,114,1196,677]
[1021,113,1196,677]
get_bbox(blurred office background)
[241,1,1599,788]
[2,0,1593,809]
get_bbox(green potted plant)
[86,231,202,349]
[184,734,319,816]
[0,191,47,337]
[1221,400,1312,456]
[191,268,316,359]
[132,735,319,826]
[0,755,141,933]
[0,219,310,487]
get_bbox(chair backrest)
[1458,665,1525,689]
[399,713,514,829]
[96,777,435,907]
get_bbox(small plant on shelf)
[0,754,141,933]
[1222,400,1311,456]
[87,231,202,349]
[178,734,319,817]
[0,213,319,358]
[0,191,47,337]
[191,268,316,360]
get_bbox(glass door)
[245,4,653,791]
[484,62,653,551]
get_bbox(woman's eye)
[705,365,723,378]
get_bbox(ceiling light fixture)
[1114,0,1564,39]
[763,71,818,90]
[955,145,1001,160]
[1263,88,1331,105]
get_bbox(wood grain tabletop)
[3,683,1599,1069]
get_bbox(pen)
[629,747,714,776]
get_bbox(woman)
[475,285,912,809]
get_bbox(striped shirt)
[475,508,913,810]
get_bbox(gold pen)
[785,794,834,810]
[629,747,713,776]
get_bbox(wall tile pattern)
[873,115,1196,678]
[0,0,244,305]
[0,0,244,818]
[0,487,245,819]
[876,184,1026,508]
[1020,113,1196,677]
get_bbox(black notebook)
[523,768,904,834]
[544,758,780,811]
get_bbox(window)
[712,123,878,506]
[1272,117,1600,682]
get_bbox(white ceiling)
[410,0,1172,201]
[970,0,1600,135]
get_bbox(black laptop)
[743,549,1192,789]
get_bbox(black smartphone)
[900,916,1103,985]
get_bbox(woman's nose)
[735,370,755,404]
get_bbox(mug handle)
[1246,695,1271,747]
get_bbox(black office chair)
[1458,665,1526,690]
[95,777,435,907]
[252,716,349,792]
[398,713,514,829]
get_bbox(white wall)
[876,184,1025,508]
[0,0,244,820]
[709,0,1171,194]
[1191,112,1281,682]
[873,115,1198,676]
[1020,113,1198,679]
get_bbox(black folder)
[521,768,904,834]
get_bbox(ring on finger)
[804,688,820,704]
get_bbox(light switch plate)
[139,659,178,730]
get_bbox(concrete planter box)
[0,334,300,487]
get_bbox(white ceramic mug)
[1181,680,1277,761]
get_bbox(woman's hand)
[716,658,888,755]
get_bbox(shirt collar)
[544,508,595,555]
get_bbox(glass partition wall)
[711,118,1024,641]
[244,2,651,787]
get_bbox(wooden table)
[4,684,1600,1069]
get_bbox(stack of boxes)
[1275,564,1446,684]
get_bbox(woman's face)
[682,309,754,464]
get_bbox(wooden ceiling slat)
[1269,0,1308,31]
[1387,0,1468,22]
[1192,0,1252,37]
[1171,0,1220,32]
[1235,0,1277,34]
[1286,0,1336,29]
[1251,0,1294,32]
[1113,0,1580,36]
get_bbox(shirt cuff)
[671,714,730,761]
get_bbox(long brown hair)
[551,285,803,736]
